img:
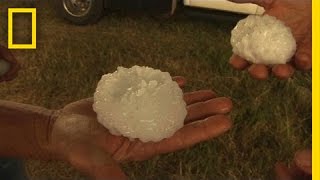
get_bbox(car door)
[109,0,176,14]
[184,0,264,15]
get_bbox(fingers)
[129,115,232,161]
[153,115,232,155]
[274,149,312,180]
[185,97,233,123]
[229,55,271,80]
[227,0,274,8]
[230,54,296,80]
[294,149,312,175]
[229,54,293,80]
[172,76,186,88]
[274,161,312,180]
[272,64,295,80]
[294,49,311,71]
[295,52,311,71]
[251,64,295,80]
[183,90,216,105]
[229,54,250,70]
[248,64,269,80]
[274,162,294,180]
[294,34,311,71]
[234,62,296,80]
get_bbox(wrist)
[35,109,63,160]
[0,100,65,160]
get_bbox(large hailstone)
[231,15,296,65]
[93,66,187,142]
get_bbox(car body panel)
[183,0,264,15]
[105,0,175,14]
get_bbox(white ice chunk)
[93,66,187,142]
[231,15,296,65]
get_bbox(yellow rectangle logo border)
[8,8,36,49]
[313,0,318,179]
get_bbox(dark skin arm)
[228,0,311,80]
[0,77,233,180]
[0,100,59,160]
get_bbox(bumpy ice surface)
[0,59,10,76]
[93,66,187,142]
[231,15,296,65]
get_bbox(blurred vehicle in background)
[51,0,264,25]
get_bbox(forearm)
[0,100,59,160]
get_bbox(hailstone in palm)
[231,15,296,65]
[93,66,187,142]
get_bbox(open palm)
[50,77,233,180]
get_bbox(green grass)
[0,1,311,180]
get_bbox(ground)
[0,1,312,180]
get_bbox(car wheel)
[51,0,105,25]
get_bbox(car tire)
[51,0,105,25]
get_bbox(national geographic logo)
[7,8,37,49]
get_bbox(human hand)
[0,45,20,82]
[50,77,233,180]
[275,149,311,180]
[228,0,311,80]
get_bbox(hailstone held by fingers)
[231,15,296,65]
[93,66,187,143]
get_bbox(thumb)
[294,149,312,175]
[227,0,274,8]
[172,76,187,88]
[68,145,128,180]
[294,34,312,71]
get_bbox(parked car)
[51,0,264,25]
